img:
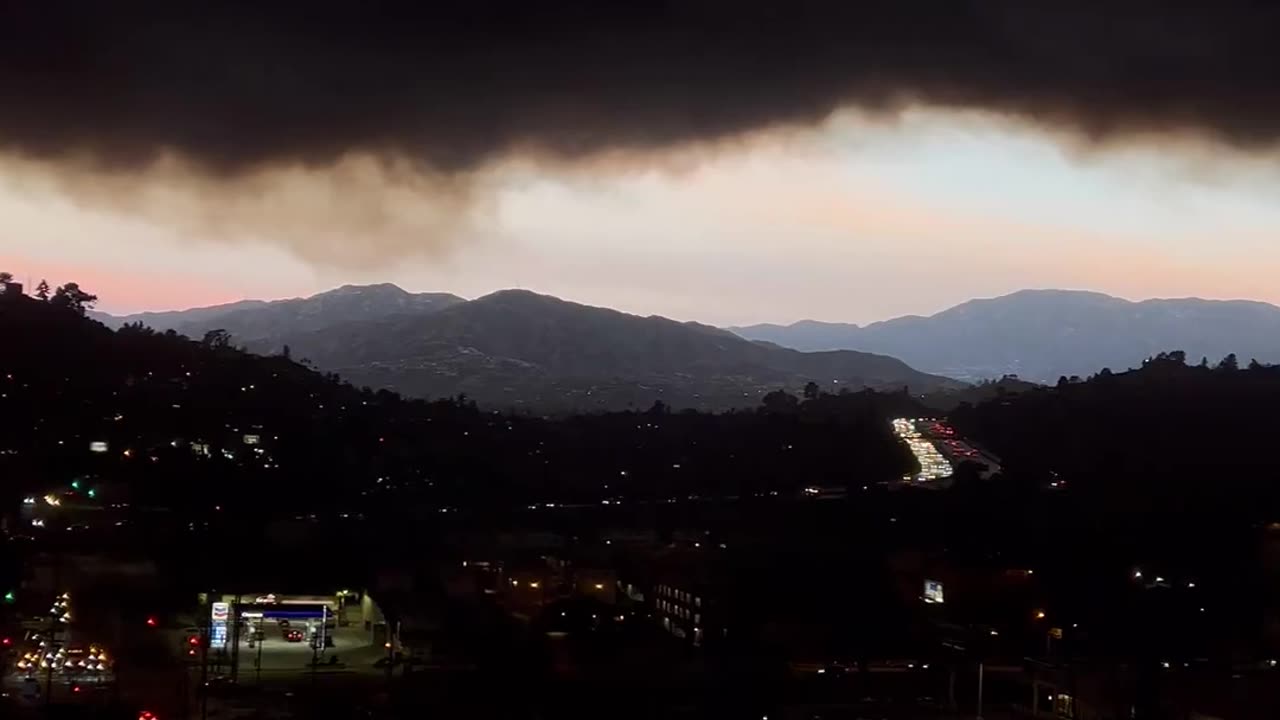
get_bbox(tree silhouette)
[50,282,98,314]
[761,390,799,414]
[802,381,820,400]
[201,329,233,350]
[1217,353,1239,371]
[0,271,13,286]
[34,279,50,301]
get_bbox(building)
[651,580,712,646]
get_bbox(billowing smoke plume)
[1,1,1274,262]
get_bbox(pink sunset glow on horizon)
[3,110,1279,326]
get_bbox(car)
[285,629,304,643]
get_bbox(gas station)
[200,592,383,678]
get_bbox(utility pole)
[320,604,328,659]
[310,604,327,687]
[199,597,209,720]
[43,608,55,712]
[255,618,264,683]
[43,583,62,714]
[227,593,242,683]
[948,665,957,711]
[976,661,984,720]
[384,619,397,689]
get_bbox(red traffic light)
[2,637,10,646]
[145,617,158,627]
[72,685,82,693]
[139,712,157,720]
[187,635,199,646]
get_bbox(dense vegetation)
[952,350,1280,522]
[941,351,1280,667]
[0,287,918,516]
[7,280,1280,696]
[98,284,962,412]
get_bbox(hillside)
[100,286,963,411]
[252,289,962,411]
[951,355,1280,514]
[0,291,916,512]
[732,289,1280,382]
[97,284,465,345]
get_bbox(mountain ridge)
[731,289,1280,382]
[97,283,467,345]
[93,284,962,411]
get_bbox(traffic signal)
[71,480,81,490]
[145,616,158,627]
[139,711,157,720]
[87,488,96,499]
[3,590,14,603]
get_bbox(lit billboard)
[923,579,945,604]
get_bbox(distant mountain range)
[731,289,1280,382]
[96,285,960,411]
[94,283,465,344]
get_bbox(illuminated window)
[1054,694,1074,718]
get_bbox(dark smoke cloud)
[2,1,1275,172]
[0,2,1275,266]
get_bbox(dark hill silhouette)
[1,289,918,514]
[95,283,464,344]
[732,289,1280,383]
[256,289,962,411]
[98,286,962,411]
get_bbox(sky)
[3,5,1279,327]
[3,109,1278,327]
